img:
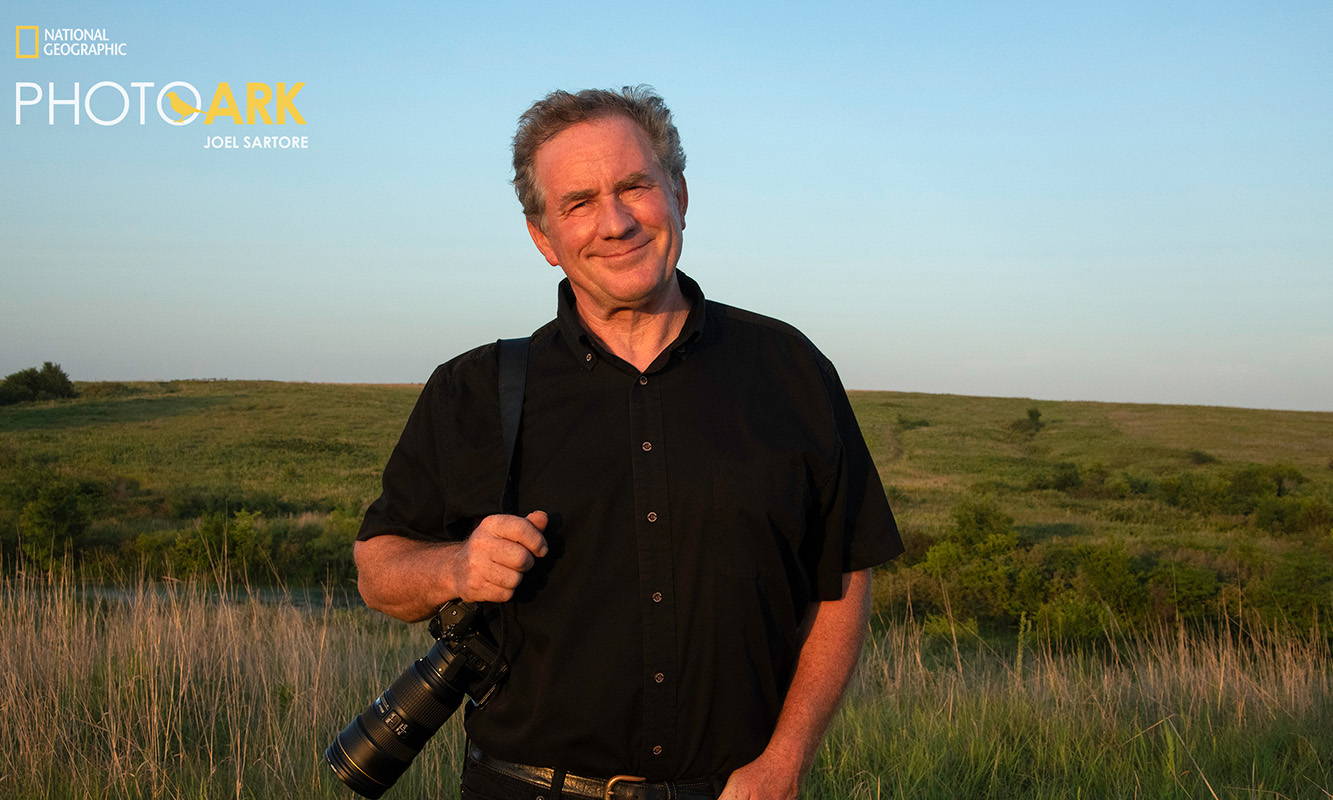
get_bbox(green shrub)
[1105,470,1158,499]
[1028,462,1082,493]
[1051,462,1082,492]
[893,525,932,566]
[1073,544,1148,625]
[1255,494,1333,535]
[0,362,78,405]
[1079,461,1111,495]
[1159,472,1227,514]
[1147,562,1220,622]
[949,496,1015,547]
[1248,560,1333,627]
[268,510,358,584]
[1009,407,1046,437]
[1298,496,1333,533]
[17,478,92,566]
[1034,591,1107,640]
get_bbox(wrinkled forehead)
[533,116,664,189]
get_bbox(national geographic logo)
[15,26,37,58]
[15,26,129,58]
[13,23,310,150]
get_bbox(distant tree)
[0,362,78,405]
[1009,406,1046,437]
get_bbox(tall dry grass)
[3,566,1330,798]
[0,566,466,799]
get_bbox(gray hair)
[512,85,686,227]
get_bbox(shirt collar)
[556,271,707,372]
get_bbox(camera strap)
[496,337,529,515]
[486,336,531,698]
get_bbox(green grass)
[808,613,1333,798]
[849,391,1333,635]
[3,382,1333,796]
[853,390,1333,503]
[4,381,1329,530]
[0,380,420,512]
[3,382,1332,626]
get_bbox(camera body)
[325,600,508,798]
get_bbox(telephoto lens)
[325,601,506,798]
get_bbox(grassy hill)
[2,380,1330,631]
[3,382,1331,798]
[852,390,1333,634]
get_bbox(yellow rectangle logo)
[15,26,39,58]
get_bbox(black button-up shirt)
[359,273,902,782]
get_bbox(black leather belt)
[467,744,721,800]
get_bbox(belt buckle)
[603,774,646,800]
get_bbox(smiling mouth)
[595,240,650,260]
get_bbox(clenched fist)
[447,510,549,603]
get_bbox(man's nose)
[597,196,638,238]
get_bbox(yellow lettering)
[246,83,273,125]
[204,82,242,125]
[275,82,305,125]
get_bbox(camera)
[325,600,508,798]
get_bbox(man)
[355,86,903,800]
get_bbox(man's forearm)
[721,568,873,799]
[354,535,463,622]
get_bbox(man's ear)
[526,217,560,267]
[676,175,689,230]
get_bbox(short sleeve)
[358,366,454,543]
[811,361,904,600]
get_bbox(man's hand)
[717,750,802,800]
[717,569,873,800]
[447,510,549,603]
[353,511,549,621]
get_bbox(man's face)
[526,115,688,317]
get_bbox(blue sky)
[3,1,1330,411]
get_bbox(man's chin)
[573,269,681,314]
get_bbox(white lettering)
[15,82,42,125]
[131,82,153,125]
[48,82,80,125]
[14,81,302,132]
[85,81,129,126]
[41,42,126,56]
[44,28,107,41]
[242,135,308,149]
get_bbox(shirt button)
[654,672,665,684]
[585,353,593,362]
[646,512,658,523]
[641,441,652,452]
[652,745,663,756]
[652,591,663,603]
[639,375,648,385]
